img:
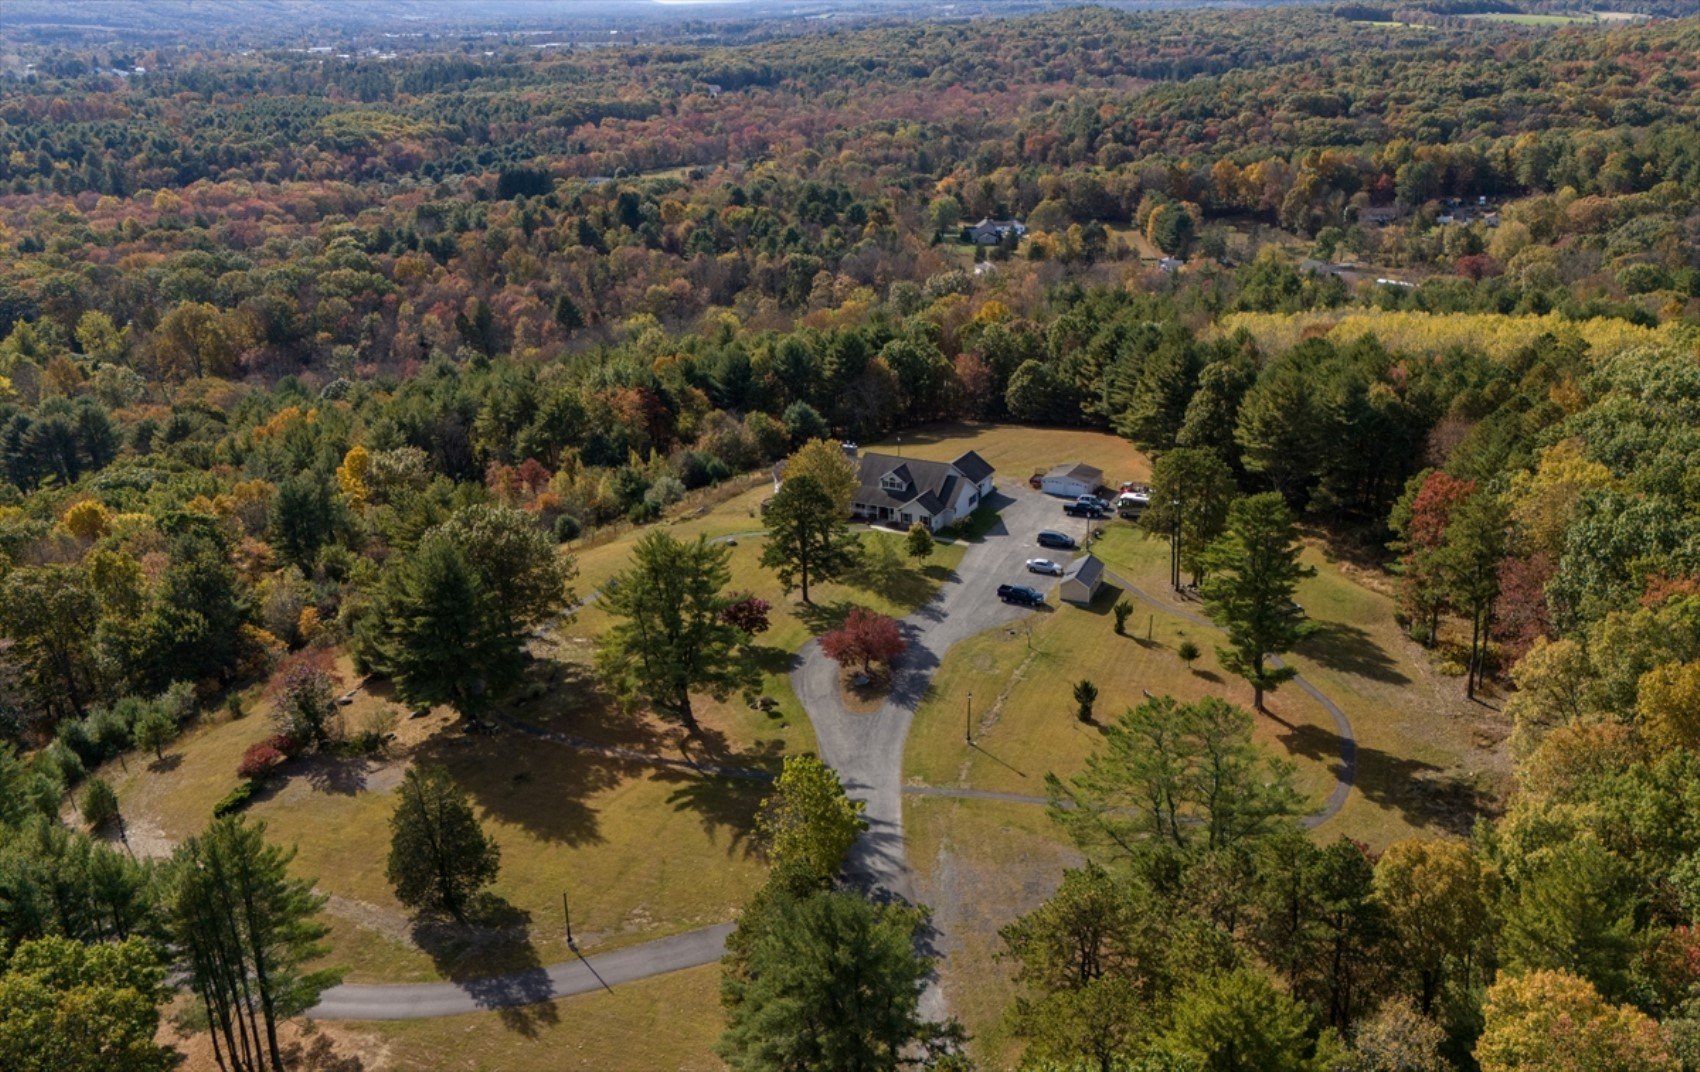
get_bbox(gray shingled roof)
[1046,461,1103,485]
[852,452,974,515]
[951,450,994,484]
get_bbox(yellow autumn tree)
[1476,970,1676,1072]
[782,439,858,516]
[1506,438,1613,557]
[60,499,112,541]
[336,445,372,506]
[1636,660,1700,751]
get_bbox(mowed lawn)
[329,962,728,1072]
[864,421,1150,488]
[1088,522,1505,848]
[559,505,970,760]
[902,558,1340,813]
[907,795,1080,1072]
[103,668,773,983]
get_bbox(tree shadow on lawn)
[795,598,858,636]
[411,894,559,1037]
[1276,722,1497,837]
[1295,621,1410,685]
[300,753,383,796]
[661,768,769,860]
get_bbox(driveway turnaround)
[790,489,1066,904]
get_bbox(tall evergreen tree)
[367,535,514,722]
[1200,493,1316,709]
[1437,491,1508,699]
[717,889,957,1072]
[761,474,861,604]
[167,817,338,1072]
[596,531,758,734]
[386,765,502,924]
[1141,447,1237,587]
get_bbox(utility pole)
[965,691,973,744]
[563,889,578,953]
[1170,497,1182,591]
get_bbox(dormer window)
[880,472,906,492]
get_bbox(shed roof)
[1046,461,1104,485]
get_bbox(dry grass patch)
[307,963,727,1072]
[907,795,1078,1072]
[1090,523,1509,848]
[864,423,1150,488]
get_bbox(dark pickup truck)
[997,583,1046,607]
[1063,502,1107,519]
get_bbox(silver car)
[1026,557,1064,576]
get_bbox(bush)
[1178,639,1202,667]
[237,742,287,781]
[80,777,121,830]
[554,514,581,542]
[1113,600,1133,635]
[213,780,257,818]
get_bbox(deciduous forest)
[2,1,1699,1069]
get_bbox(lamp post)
[563,889,578,953]
[965,691,973,745]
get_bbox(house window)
[881,473,904,491]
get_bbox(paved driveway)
[791,487,1078,904]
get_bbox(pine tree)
[1141,447,1237,586]
[761,474,861,604]
[387,766,502,923]
[167,817,338,1072]
[596,530,758,734]
[1437,491,1508,699]
[717,889,957,1072]
[553,293,584,331]
[1201,493,1316,709]
[367,536,515,723]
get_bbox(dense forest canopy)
[2,2,1700,1068]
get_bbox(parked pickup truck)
[1063,501,1106,519]
[996,583,1046,607]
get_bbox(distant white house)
[848,450,996,532]
[1059,553,1105,606]
[1041,462,1103,499]
[966,218,1027,245]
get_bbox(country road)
[310,485,1356,1021]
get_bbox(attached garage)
[1042,462,1104,499]
[1059,554,1105,606]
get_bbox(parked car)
[1036,530,1078,550]
[1026,558,1064,576]
[1076,494,1110,512]
[997,583,1046,607]
[1064,502,1106,519]
[1028,471,1045,489]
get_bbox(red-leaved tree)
[820,608,907,674]
[721,594,773,635]
[1392,470,1477,645]
[238,740,287,781]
